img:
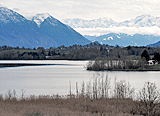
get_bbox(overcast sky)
[1,0,160,22]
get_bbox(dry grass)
[0,95,139,116]
[1,74,160,116]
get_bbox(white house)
[148,60,158,65]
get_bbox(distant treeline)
[86,49,160,71]
[1,44,160,60]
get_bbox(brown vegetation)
[1,74,160,116]
[0,95,139,116]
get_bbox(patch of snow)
[0,7,25,23]
[103,38,107,41]
[108,36,113,40]
[117,35,121,38]
[32,13,50,26]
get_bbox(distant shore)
[87,68,160,71]
[0,63,54,67]
[86,59,160,71]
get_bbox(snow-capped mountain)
[33,13,90,46]
[0,6,26,23]
[63,14,160,46]
[0,6,90,48]
[31,13,60,27]
[31,13,51,26]
[117,14,160,27]
[63,14,160,28]
[62,17,116,28]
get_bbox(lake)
[0,60,160,98]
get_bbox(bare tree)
[13,90,16,99]
[76,82,79,97]
[21,89,26,100]
[136,82,160,116]
[86,81,92,98]
[104,75,110,98]
[69,81,72,96]
[7,89,12,99]
[113,79,134,99]
[81,81,85,97]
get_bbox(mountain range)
[63,15,160,47]
[63,15,160,28]
[85,33,160,47]
[0,5,160,48]
[0,6,90,48]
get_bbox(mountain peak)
[134,14,152,21]
[0,6,26,23]
[31,13,51,26]
[31,13,60,27]
[62,17,116,28]
[0,7,90,48]
[137,14,151,18]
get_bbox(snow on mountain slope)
[0,6,26,23]
[117,14,160,27]
[0,6,91,48]
[30,13,60,27]
[63,17,116,28]
[62,14,160,46]
[31,13,50,26]
[63,15,160,37]
[63,14,160,29]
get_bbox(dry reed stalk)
[0,96,139,116]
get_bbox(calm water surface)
[0,60,160,97]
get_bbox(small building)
[45,56,52,59]
[148,60,158,65]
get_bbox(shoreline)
[87,68,160,71]
[0,63,55,67]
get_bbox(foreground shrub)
[135,82,160,116]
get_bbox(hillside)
[85,33,160,46]
[147,41,160,47]
[0,7,90,48]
